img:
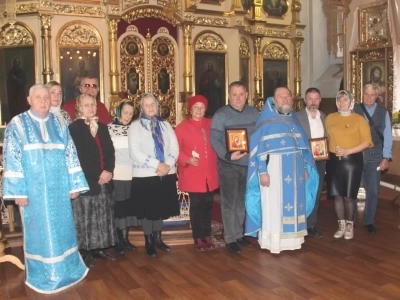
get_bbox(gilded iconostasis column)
[292,37,304,110]
[39,14,53,83]
[107,18,120,117]
[182,24,193,95]
[253,36,263,110]
[180,23,193,120]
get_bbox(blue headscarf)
[244,97,319,237]
[139,94,165,163]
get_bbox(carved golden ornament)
[262,43,289,60]
[39,14,52,29]
[110,6,119,14]
[239,38,250,57]
[59,25,100,46]
[256,27,291,38]
[292,0,301,11]
[16,3,38,14]
[158,28,169,34]
[184,14,229,27]
[122,8,181,25]
[0,23,34,46]
[107,18,119,35]
[182,24,193,38]
[40,1,52,9]
[123,0,149,9]
[185,0,200,9]
[151,37,176,125]
[235,18,250,32]
[252,36,261,54]
[363,51,385,60]
[53,4,105,17]
[236,18,245,26]
[296,31,303,37]
[127,25,138,32]
[195,32,226,52]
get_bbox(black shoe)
[307,226,323,238]
[82,252,95,268]
[144,234,157,257]
[153,231,171,252]
[121,229,137,251]
[92,250,117,261]
[236,237,253,248]
[226,242,241,254]
[114,229,125,254]
[365,224,376,234]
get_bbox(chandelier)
[0,0,17,28]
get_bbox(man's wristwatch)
[383,157,391,161]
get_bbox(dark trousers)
[218,159,247,244]
[307,161,326,228]
[362,160,381,225]
[189,192,214,239]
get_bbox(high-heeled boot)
[114,229,125,254]
[144,234,157,257]
[334,220,346,238]
[344,221,354,240]
[121,229,137,251]
[153,231,171,252]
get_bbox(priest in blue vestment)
[2,84,89,294]
[245,87,318,253]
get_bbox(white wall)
[301,0,342,98]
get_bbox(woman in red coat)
[175,95,219,251]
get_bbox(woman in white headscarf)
[46,81,72,124]
[325,90,372,240]
[69,94,117,267]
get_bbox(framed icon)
[226,128,249,153]
[157,43,169,56]
[125,42,138,56]
[310,137,329,161]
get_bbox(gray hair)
[29,83,48,97]
[140,93,159,110]
[363,84,379,93]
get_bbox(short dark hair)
[228,81,247,93]
[305,87,321,97]
[273,86,292,97]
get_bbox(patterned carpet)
[211,193,225,249]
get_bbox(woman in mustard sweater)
[326,90,372,240]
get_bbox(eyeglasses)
[82,84,98,88]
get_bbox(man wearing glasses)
[63,77,112,124]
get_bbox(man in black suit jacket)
[296,88,326,238]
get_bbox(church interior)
[1,0,400,299]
